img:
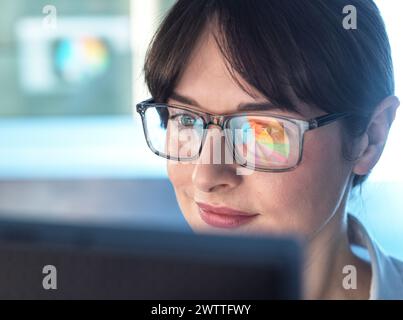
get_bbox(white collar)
[347,214,403,299]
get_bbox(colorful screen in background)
[54,37,110,85]
[13,15,131,115]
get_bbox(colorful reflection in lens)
[241,118,290,164]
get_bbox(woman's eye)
[170,114,197,127]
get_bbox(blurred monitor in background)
[2,1,132,117]
[16,16,127,115]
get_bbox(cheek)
[252,127,352,235]
[167,161,195,220]
[167,161,193,189]
[302,125,352,192]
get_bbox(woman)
[136,0,403,299]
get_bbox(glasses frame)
[136,98,349,172]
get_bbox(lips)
[196,202,259,229]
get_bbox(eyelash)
[169,113,198,126]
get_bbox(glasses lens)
[143,105,204,160]
[228,115,301,170]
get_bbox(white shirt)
[348,214,403,299]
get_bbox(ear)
[353,95,400,176]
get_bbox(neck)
[303,205,371,300]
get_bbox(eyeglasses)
[136,98,349,172]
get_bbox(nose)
[191,125,242,193]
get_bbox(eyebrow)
[169,91,280,112]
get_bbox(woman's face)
[167,30,354,238]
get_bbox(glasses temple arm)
[308,112,350,130]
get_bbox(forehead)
[173,27,266,114]
[172,25,322,119]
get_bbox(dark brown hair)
[144,0,394,188]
